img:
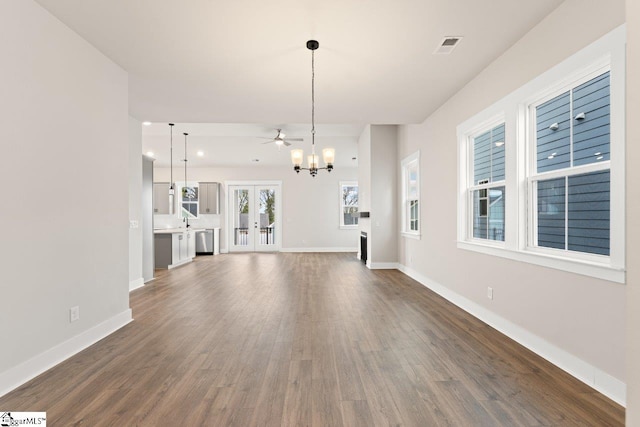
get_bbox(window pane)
[537,178,566,250]
[473,186,504,241]
[342,186,358,206]
[536,92,571,173]
[473,124,505,184]
[408,166,418,199]
[573,72,610,166]
[409,200,418,231]
[567,170,610,255]
[491,124,506,182]
[343,206,358,225]
[473,130,491,183]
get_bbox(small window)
[402,152,420,237]
[181,184,199,219]
[340,182,359,228]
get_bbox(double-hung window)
[401,152,420,237]
[469,123,506,242]
[529,70,611,257]
[457,26,624,282]
[340,181,359,228]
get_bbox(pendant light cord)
[169,123,174,189]
[311,48,315,156]
[184,133,188,185]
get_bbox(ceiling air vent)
[434,36,463,55]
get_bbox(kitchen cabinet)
[187,230,196,259]
[153,182,172,214]
[199,182,220,214]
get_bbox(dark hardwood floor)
[0,253,624,426]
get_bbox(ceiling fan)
[260,129,303,148]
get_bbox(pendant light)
[291,40,335,177]
[168,123,175,215]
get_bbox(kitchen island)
[154,228,204,269]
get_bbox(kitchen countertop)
[154,228,205,234]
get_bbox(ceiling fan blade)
[284,138,304,142]
[283,141,292,147]
[261,140,275,144]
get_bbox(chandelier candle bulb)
[291,149,304,167]
[322,148,335,165]
[308,154,319,169]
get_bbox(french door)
[228,183,281,252]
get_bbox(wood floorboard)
[0,252,625,426]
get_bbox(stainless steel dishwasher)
[196,229,214,255]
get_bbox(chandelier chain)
[311,48,315,154]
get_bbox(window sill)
[402,232,421,240]
[457,241,625,283]
[339,225,358,230]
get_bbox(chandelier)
[291,40,335,177]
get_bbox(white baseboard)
[368,262,400,270]
[0,309,133,398]
[167,258,192,269]
[220,248,229,254]
[397,264,626,407]
[129,278,144,292]
[280,247,358,253]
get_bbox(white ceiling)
[142,123,362,167]
[34,0,564,166]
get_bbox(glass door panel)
[255,186,277,251]
[229,184,280,252]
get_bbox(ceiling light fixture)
[143,121,152,126]
[168,123,175,215]
[146,151,154,157]
[197,150,204,157]
[291,40,335,177]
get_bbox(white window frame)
[464,118,507,247]
[401,151,420,239]
[339,181,359,229]
[456,25,625,283]
[526,66,612,264]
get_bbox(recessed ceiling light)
[142,121,152,126]
[146,151,154,157]
[197,151,204,157]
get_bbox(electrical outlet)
[70,306,80,322]
[487,287,494,300]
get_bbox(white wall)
[397,0,626,403]
[370,126,398,266]
[358,125,372,259]
[626,0,640,422]
[128,117,143,289]
[0,0,131,395]
[153,165,359,252]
